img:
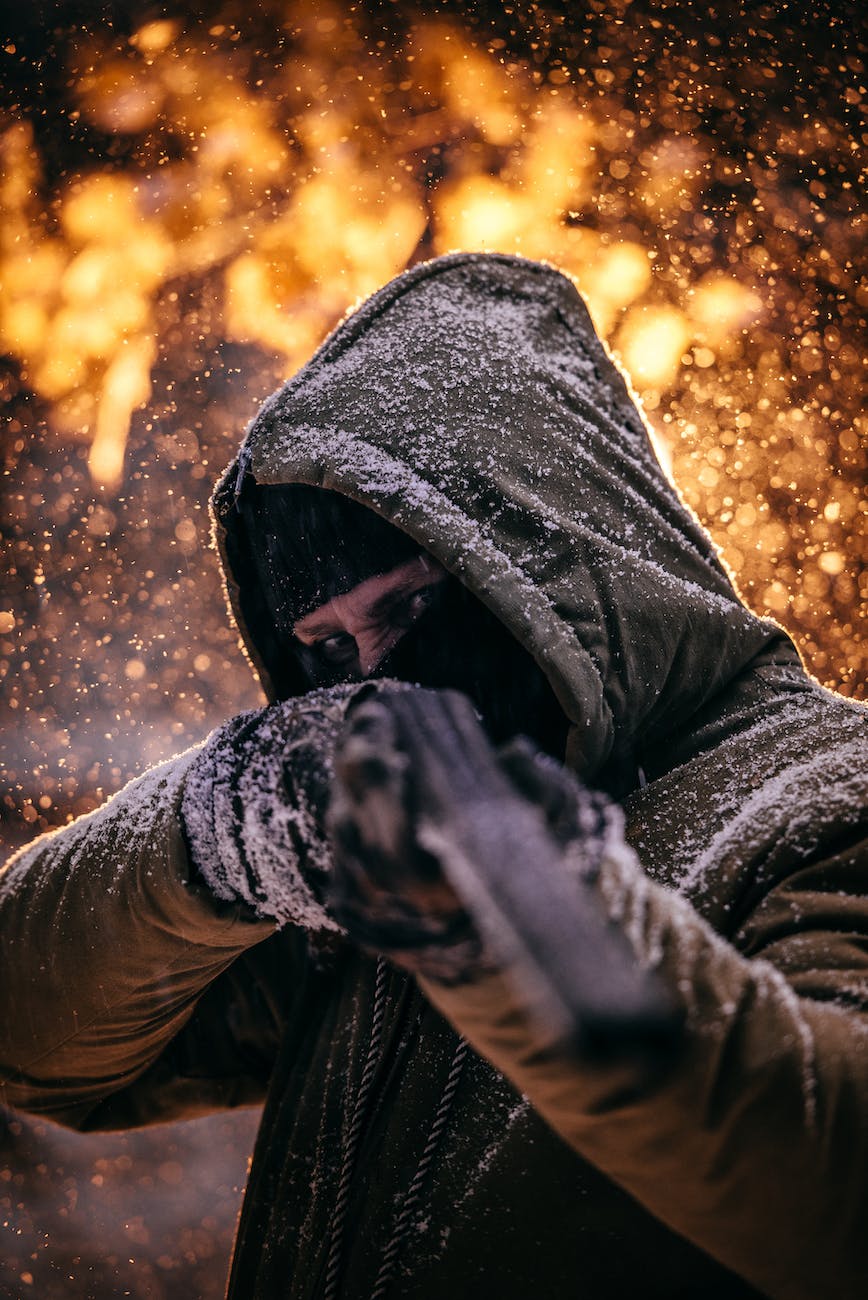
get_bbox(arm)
[329,690,868,1300]
[420,837,868,1300]
[0,743,276,1127]
[0,683,380,1129]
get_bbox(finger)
[332,701,412,862]
[383,688,515,812]
[497,738,586,846]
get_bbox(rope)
[323,957,389,1300]
[369,1035,470,1300]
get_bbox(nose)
[355,627,401,677]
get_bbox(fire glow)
[0,4,865,851]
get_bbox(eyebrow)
[293,560,445,641]
[366,570,440,618]
[293,611,344,639]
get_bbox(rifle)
[329,686,683,1063]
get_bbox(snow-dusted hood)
[212,252,795,780]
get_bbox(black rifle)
[329,687,682,1063]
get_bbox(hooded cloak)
[213,252,791,781]
[2,254,866,1300]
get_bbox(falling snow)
[1,3,865,1296]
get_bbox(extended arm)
[0,741,271,1126]
[0,683,382,1128]
[328,688,868,1300]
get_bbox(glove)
[328,688,681,1061]
[327,687,615,984]
[180,681,410,932]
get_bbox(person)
[1,252,866,1300]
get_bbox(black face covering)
[373,580,569,756]
[238,482,422,630]
[239,483,569,759]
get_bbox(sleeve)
[0,743,279,1130]
[418,758,868,1300]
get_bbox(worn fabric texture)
[1,252,867,1300]
[181,684,375,933]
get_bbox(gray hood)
[212,252,796,778]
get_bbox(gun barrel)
[431,806,683,1062]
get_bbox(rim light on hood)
[212,252,795,780]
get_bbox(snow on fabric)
[0,745,201,901]
[181,682,409,933]
[214,252,792,780]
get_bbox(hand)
[327,686,599,982]
[181,680,416,932]
[328,688,681,1062]
[326,687,489,980]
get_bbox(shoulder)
[625,676,867,914]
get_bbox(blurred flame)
[690,274,762,345]
[0,9,862,704]
[436,176,536,252]
[77,62,167,134]
[618,306,692,389]
[0,27,704,477]
[431,26,522,147]
[0,1,862,873]
[129,20,179,54]
[89,336,156,487]
[578,243,652,334]
[638,137,706,216]
[225,165,426,359]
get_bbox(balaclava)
[237,482,569,759]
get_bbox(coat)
[1,253,867,1299]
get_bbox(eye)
[391,585,436,630]
[316,632,358,665]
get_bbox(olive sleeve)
[0,745,278,1129]
[419,808,868,1300]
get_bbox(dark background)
[1,2,865,1295]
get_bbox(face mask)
[240,482,569,759]
[292,573,569,760]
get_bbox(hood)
[212,252,796,780]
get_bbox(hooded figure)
[1,253,867,1300]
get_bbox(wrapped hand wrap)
[181,683,404,932]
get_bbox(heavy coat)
[1,254,866,1299]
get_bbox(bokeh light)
[2,1,865,855]
[1,3,865,1293]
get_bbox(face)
[290,550,569,760]
[241,484,567,755]
[293,555,448,680]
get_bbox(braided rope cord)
[369,1035,470,1300]
[323,956,390,1300]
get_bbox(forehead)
[245,481,425,621]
